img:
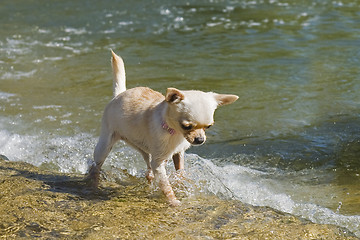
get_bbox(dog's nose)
[193,136,205,145]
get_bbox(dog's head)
[165,88,238,145]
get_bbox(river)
[1,0,359,236]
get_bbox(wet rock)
[0,154,9,161]
[0,159,357,239]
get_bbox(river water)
[1,0,359,236]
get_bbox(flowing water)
[1,0,360,237]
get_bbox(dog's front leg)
[172,151,186,180]
[172,152,184,171]
[151,159,180,206]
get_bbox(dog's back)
[108,87,164,119]
[103,86,165,152]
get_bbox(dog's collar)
[162,121,176,135]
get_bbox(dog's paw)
[84,166,100,188]
[169,198,181,207]
[84,175,99,188]
[146,169,154,183]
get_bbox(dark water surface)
[1,0,359,236]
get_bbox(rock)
[0,154,9,161]
[0,159,357,239]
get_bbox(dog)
[86,50,238,206]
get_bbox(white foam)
[38,28,51,34]
[33,56,63,63]
[118,21,133,26]
[0,130,87,173]
[0,124,141,176]
[295,203,360,236]
[186,156,360,237]
[207,22,222,28]
[1,69,37,80]
[160,8,171,16]
[60,120,72,125]
[0,91,16,101]
[102,29,116,34]
[224,6,235,12]
[63,27,87,35]
[0,125,358,237]
[33,105,62,110]
[0,130,37,163]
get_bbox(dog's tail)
[111,50,126,97]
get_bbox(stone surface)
[0,159,357,239]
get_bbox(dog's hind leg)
[123,143,153,183]
[137,149,153,182]
[86,130,118,187]
[142,153,154,183]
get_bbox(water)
[1,0,360,236]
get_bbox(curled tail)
[111,50,126,97]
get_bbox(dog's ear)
[166,88,185,104]
[214,94,239,106]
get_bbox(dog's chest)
[166,135,191,155]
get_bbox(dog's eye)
[181,124,193,131]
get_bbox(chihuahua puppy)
[86,51,238,206]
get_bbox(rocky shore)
[0,158,357,239]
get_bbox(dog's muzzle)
[192,136,205,145]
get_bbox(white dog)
[86,51,238,206]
